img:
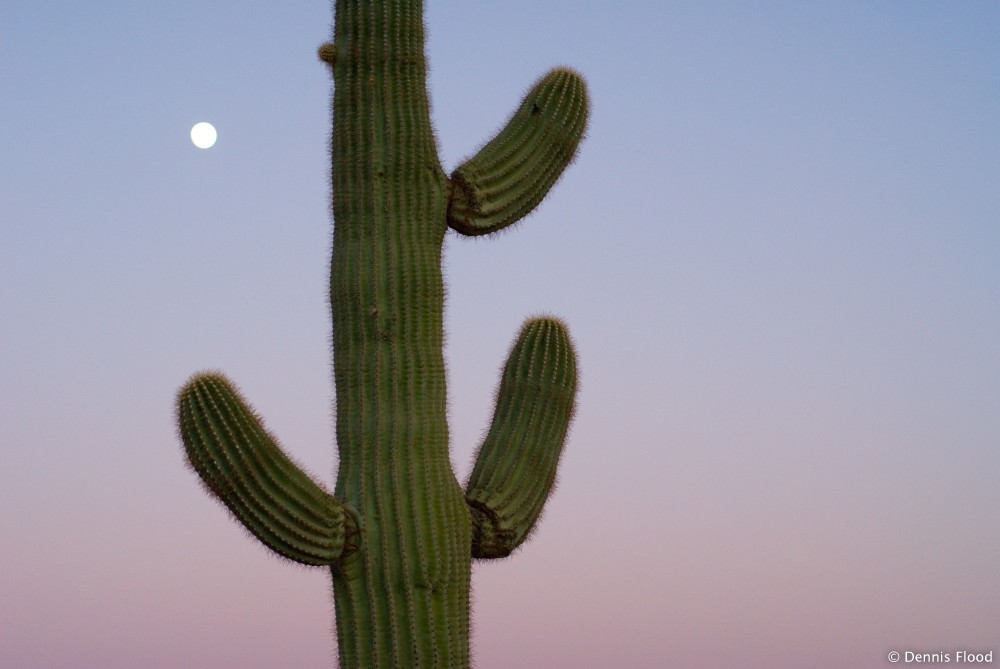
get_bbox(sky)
[2,1,998,668]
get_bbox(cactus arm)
[465,317,578,559]
[177,372,356,566]
[447,68,589,236]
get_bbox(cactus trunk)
[176,1,587,667]
[327,4,469,665]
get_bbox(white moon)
[190,122,217,149]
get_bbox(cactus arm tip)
[176,372,356,566]
[465,316,578,559]
[448,68,589,236]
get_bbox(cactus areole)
[175,1,588,667]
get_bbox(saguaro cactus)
[175,1,587,667]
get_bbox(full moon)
[190,122,217,149]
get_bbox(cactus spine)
[176,1,587,667]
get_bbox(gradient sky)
[2,1,998,668]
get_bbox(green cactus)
[175,1,587,667]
